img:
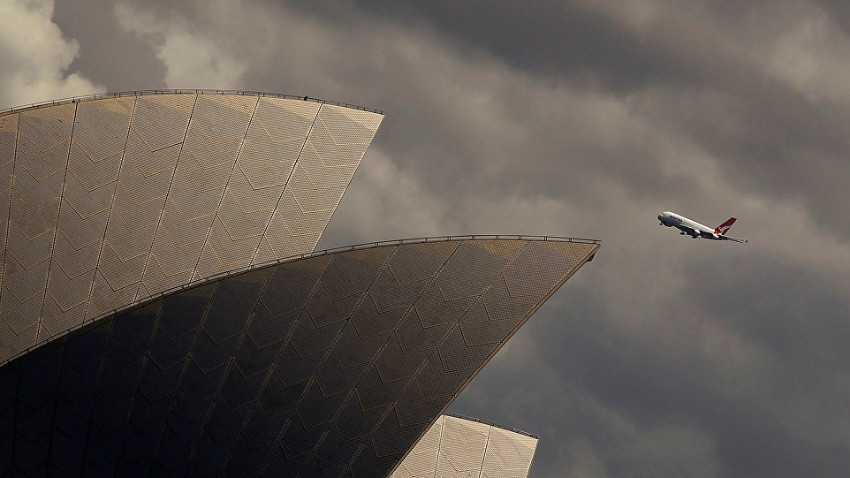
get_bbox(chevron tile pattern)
[392,415,538,478]
[195,97,318,279]
[1,104,75,358]
[0,92,383,364]
[251,104,384,265]
[0,238,598,477]
[0,113,18,360]
[43,98,135,340]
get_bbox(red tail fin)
[714,217,736,235]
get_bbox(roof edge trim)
[0,89,385,116]
[94,234,601,309]
[444,413,539,439]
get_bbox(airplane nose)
[657,214,664,221]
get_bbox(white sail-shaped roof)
[0,91,382,363]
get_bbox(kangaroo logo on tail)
[714,217,737,235]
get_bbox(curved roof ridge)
[175,234,602,295]
[0,89,385,116]
[444,412,540,439]
[95,234,601,308]
[301,234,600,259]
[3,235,600,365]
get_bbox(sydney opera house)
[0,91,598,476]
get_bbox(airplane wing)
[683,227,701,238]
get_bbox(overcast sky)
[4,1,850,476]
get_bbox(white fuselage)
[657,211,717,239]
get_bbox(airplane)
[658,211,748,243]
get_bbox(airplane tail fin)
[714,217,736,235]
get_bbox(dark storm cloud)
[46,0,850,231]
[279,0,735,201]
[813,0,850,33]
[285,0,850,241]
[82,0,848,232]
[645,80,850,237]
[53,0,167,91]
[291,0,700,93]
[453,250,850,477]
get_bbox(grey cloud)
[288,0,702,93]
[687,252,850,386]
[50,0,850,235]
[261,1,850,243]
[454,261,850,477]
[0,0,103,106]
[53,0,167,91]
[292,0,850,239]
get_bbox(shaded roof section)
[392,414,538,478]
[0,91,383,364]
[0,237,598,477]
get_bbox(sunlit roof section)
[392,414,539,478]
[0,91,383,364]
